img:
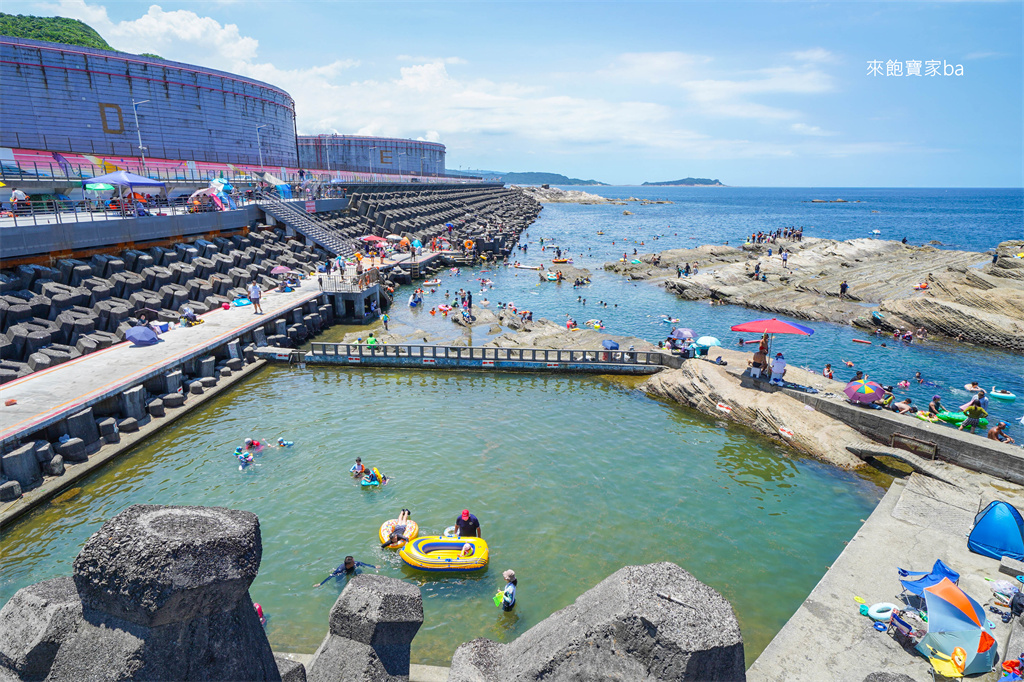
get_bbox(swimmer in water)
[842,359,854,368]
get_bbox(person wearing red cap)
[455,509,481,539]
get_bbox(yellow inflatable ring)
[399,536,489,572]
[379,519,419,548]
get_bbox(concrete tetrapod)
[0,504,280,681]
[449,562,746,682]
[306,574,424,682]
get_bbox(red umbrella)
[730,318,815,335]
[731,317,814,357]
[360,235,387,243]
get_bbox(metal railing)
[308,343,670,367]
[0,188,352,228]
[318,272,379,293]
[0,158,486,187]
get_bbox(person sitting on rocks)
[988,422,1015,444]
[750,347,767,378]
[894,398,915,414]
[769,353,787,386]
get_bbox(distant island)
[448,170,607,186]
[643,178,725,187]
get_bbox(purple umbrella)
[671,327,696,340]
[843,379,885,404]
[271,265,291,275]
[125,326,159,346]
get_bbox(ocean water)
[385,187,1024,427]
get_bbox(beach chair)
[898,560,960,599]
[887,611,922,648]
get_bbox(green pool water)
[0,365,884,667]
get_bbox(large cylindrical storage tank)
[297,135,445,177]
[0,37,298,167]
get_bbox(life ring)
[992,387,1017,402]
[716,403,732,413]
[443,525,457,537]
[379,519,420,548]
[913,283,929,290]
[779,427,794,439]
[867,602,898,622]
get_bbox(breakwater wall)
[0,228,331,384]
[778,386,1024,485]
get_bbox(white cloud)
[790,123,835,136]
[37,0,259,63]
[789,48,838,63]
[25,2,867,165]
[600,51,713,84]
[396,55,467,65]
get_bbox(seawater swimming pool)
[2,187,1018,667]
[0,367,883,667]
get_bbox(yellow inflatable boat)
[378,519,419,548]
[399,536,489,572]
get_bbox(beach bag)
[1011,592,1024,617]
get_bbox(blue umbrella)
[125,326,159,346]
[602,339,619,350]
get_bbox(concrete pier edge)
[0,358,268,527]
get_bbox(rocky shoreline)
[605,238,1024,353]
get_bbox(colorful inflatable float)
[399,536,489,572]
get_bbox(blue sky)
[26,0,1024,186]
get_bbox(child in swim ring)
[277,437,293,447]
[236,448,253,465]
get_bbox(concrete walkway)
[0,285,322,445]
[749,468,1024,681]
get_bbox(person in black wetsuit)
[314,555,377,587]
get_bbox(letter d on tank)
[99,103,125,134]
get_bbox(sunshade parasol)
[360,235,387,242]
[386,234,403,241]
[730,318,814,335]
[695,336,722,347]
[916,577,997,676]
[271,265,291,275]
[671,327,696,340]
[843,379,885,404]
[125,326,159,346]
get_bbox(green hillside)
[0,13,113,50]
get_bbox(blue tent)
[968,500,1024,560]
